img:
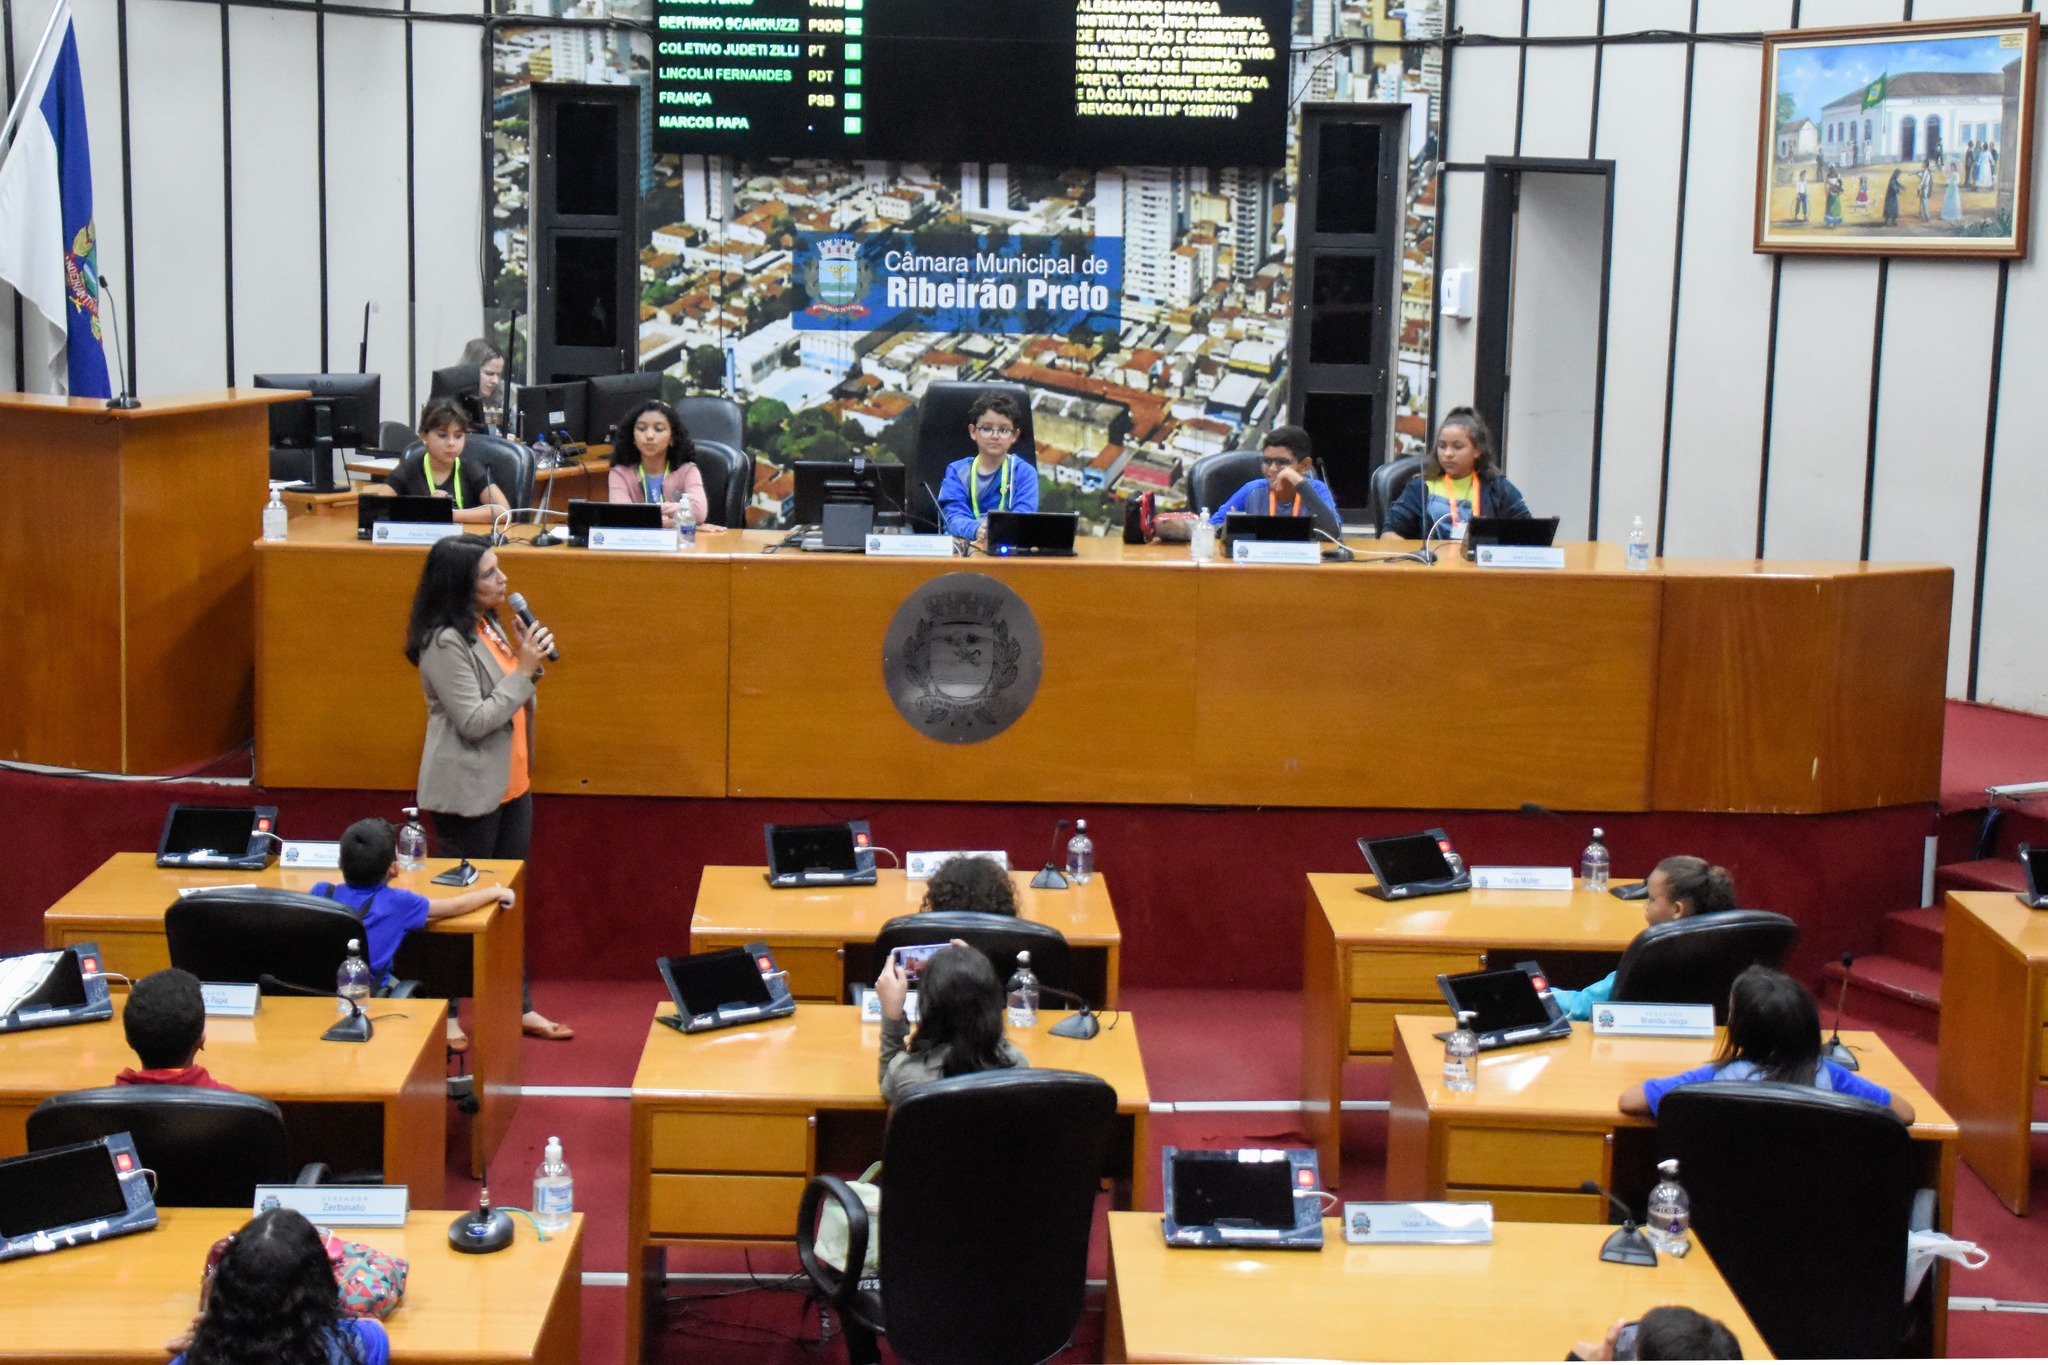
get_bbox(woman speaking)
[405,536,572,1040]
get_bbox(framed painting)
[1756,14,2039,257]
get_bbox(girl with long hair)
[873,942,1028,1105]
[1379,407,1532,540]
[171,1208,387,1365]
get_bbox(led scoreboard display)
[651,0,1292,165]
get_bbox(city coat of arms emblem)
[881,573,1042,743]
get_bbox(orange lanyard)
[1429,476,1479,526]
[1267,488,1302,516]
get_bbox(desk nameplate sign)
[865,533,955,558]
[278,840,341,870]
[1469,866,1575,891]
[588,526,679,553]
[253,1185,410,1228]
[855,986,920,1023]
[371,522,464,547]
[905,850,1011,880]
[1473,545,1566,570]
[1590,1001,1716,1038]
[201,983,262,1017]
[178,884,259,898]
[1232,540,1321,566]
[1344,1201,1494,1245]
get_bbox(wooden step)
[1820,954,1940,1044]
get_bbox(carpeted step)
[1877,905,1946,974]
[1821,954,1940,1044]
[1935,858,2026,893]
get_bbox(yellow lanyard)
[969,457,1013,520]
[425,459,466,510]
[1428,475,1479,526]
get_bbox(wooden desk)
[689,866,1123,1006]
[1102,1214,1772,1362]
[0,997,447,1205]
[1936,889,2048,1214]
[624,1003,1153,1364]
[41,853,524,1179]
[0,1208,582,1363]
[1301,872,1645,1182]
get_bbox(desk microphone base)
[1029,864,1070,890]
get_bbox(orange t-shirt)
[478,624,531,804]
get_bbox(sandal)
[521,1013,574,1041]
[446,1020,469,1054]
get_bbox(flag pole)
[0,2,69,165]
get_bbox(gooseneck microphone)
[1030,818,1072,890]
[1825,952,1861,1071]
[259,973,373,1044]
[1578,1181,1658,1265]
[1038,983,1101,1040]
[95,274,141,411]
[506,592,560,662]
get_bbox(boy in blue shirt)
[936,391,1038,542]
[1207,425,1341,539]
[314,818,513,1050]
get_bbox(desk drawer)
[648,1173,806,1239]
[1349,949,1485,1001]
[46,927,170,980]
[1444,1127,1605,1190]
[649,1112,809,1173]
[1349,1001,1446,1055]
[777,946,845,1002]
[1447,1186,1607,1224]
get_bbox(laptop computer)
[986,511,1079,557]
[2018,844,2048,908]
[0,945,112,1035]
[1356,828,1471,900]
[655,943,797,1034]
[1160,1146,1325,1249]
[566,498,662,547]
[1461,515,1561,560]
[764,821,878,888]
[0,1133,158,1262]
[156,804,279,870]
[1221,513,1316,549]
[357,495,454,540]
[1435,961,1573,1051]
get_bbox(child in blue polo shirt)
[314,817,513,1050]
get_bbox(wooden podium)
[0,389,293,773]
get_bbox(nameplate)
[201,983,262,1017]
[1469,866,1574,891]
[905,850,1011,880]
[253,1184,409,1228]
[177,884,257,898]
[1344,1201,1494,1245]
[865,533,955,557]
[1590,1001,1716,1037]
[1472,544,1565,569]
[856,986,920,1023]
[587,526,677,553]
[1232,540,1321,565]
[278,840,340,870]
[370,522,464,546]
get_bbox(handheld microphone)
[1030,818,1072,890]
[506,592,560,662]
[1038,983,1100,1039]
[258,974,373,1043]
[1578,1181,1658,1265]
[95,274,141,411]
[1825,952,1861,1071]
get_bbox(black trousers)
[431,793,534,1013]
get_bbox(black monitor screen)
[1170,1155,1295,1229]
[1442,968,1553,1033]
[1364,833,1454,888]
[0,950,87,1017]
[769,824,860,874]
[585,372,664,446]
[516,381,588,444]
[430,364,482,399]
[2025,846,2048,897]
[160,807,258,859]
[664,948,774,1016]
[254,373,380,451]
[0,1142,129,1239]
[790,461,908,527]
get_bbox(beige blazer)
[415,624,537,818]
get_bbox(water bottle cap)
[1017,951,1031,966]
[347,939,361,953]
[1592,827,1604,839]
[1075,819,1087,831]
[1457,1011,1476,1024]
[1659,1158,1679,1176]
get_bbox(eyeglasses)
[1259,455,1299,469]
[974,425,1016,438]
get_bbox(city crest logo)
[802,235,872,319]
[882,573,1042,743]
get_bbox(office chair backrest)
[166,888,366,996]
[1369,454,1423,533]
[1611,910,1798,1023]
[910,382,1036,532]
[1185,449,1262,517]
[398,434,535,511]
[690,438,754,527]
[1659,1080,1916,1359]
[673,394,745,450]
[881,1070,1117,1365]
[29,1087,294,1207]
[873,912,1074,997]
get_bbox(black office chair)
[674,394,745,450]
[1185,449,1262,517]
[1369,454,1423,533]
[690,437,754,527]
[166,888,417,999]
[1658,1080,1921,1359]
[796,1070,1117,1365]
[372,420,416,454]
[396,433,536,512]
[909,381,1036,532]
[869,912,1074,999]
[28,1088,327,1207]
[1610,910,1798,1022]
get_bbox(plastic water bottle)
[531,431,556,472]
[395,808,427,871]
[1065,819,1095,883]
[262,490,288,542]
[1443,1010,1479,1092]
[336,939,373,1016]
[675,495,697,551]
[1191,509,1216,561]
[1645,1159,1691,1256]
[1006,951,1039,1029]
[1627,516,1650,570]
[1580,828,1610,891]
[533,1135,574,1233]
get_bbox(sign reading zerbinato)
[795,231,1122,335]
[882,573,1044,744]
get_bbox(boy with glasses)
[936,391,1039,542]
[1207,425,1340,538]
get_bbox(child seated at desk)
[1619,966,1914,1123]
[313,817,514,1052]
[169,1207,390,1365]
[875,943,1028,1105]
[116,968,236,1091]
[1573,1305,1743,1361]
[920,856,1017,916]
[1550,856,1736,1021]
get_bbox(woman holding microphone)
[405,536,572,1040]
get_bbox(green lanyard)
[424,459,466,510]
[969,457,1013,519]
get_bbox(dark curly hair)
[185,1208,362,1365]
[609,399,698,472]
[123,967,206,1070]
[921,856,1018,916]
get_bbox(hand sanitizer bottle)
[262,490,289,542]
[533,1135,574,1232]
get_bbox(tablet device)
[566,498,662,547]
[2020,843,2048,909]
[156,804,278,870]
[1356,827,1470,900]
[0,945,112,1035]
[1460,515,1560,559]
[764,821,878,888]
[1160,1146,1324,1249]
[0,1134,158,1262]
[1435,960,1571,1051]
[1221,513,1315,548]
[656,942,797,1033]
[357,494,453,540]
[986,511,1079,557]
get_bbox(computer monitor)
[515,381,588,445]
[254,372,381,495]
[790,460,908,529]
[429,363,481,399]
[584,371,663,446]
